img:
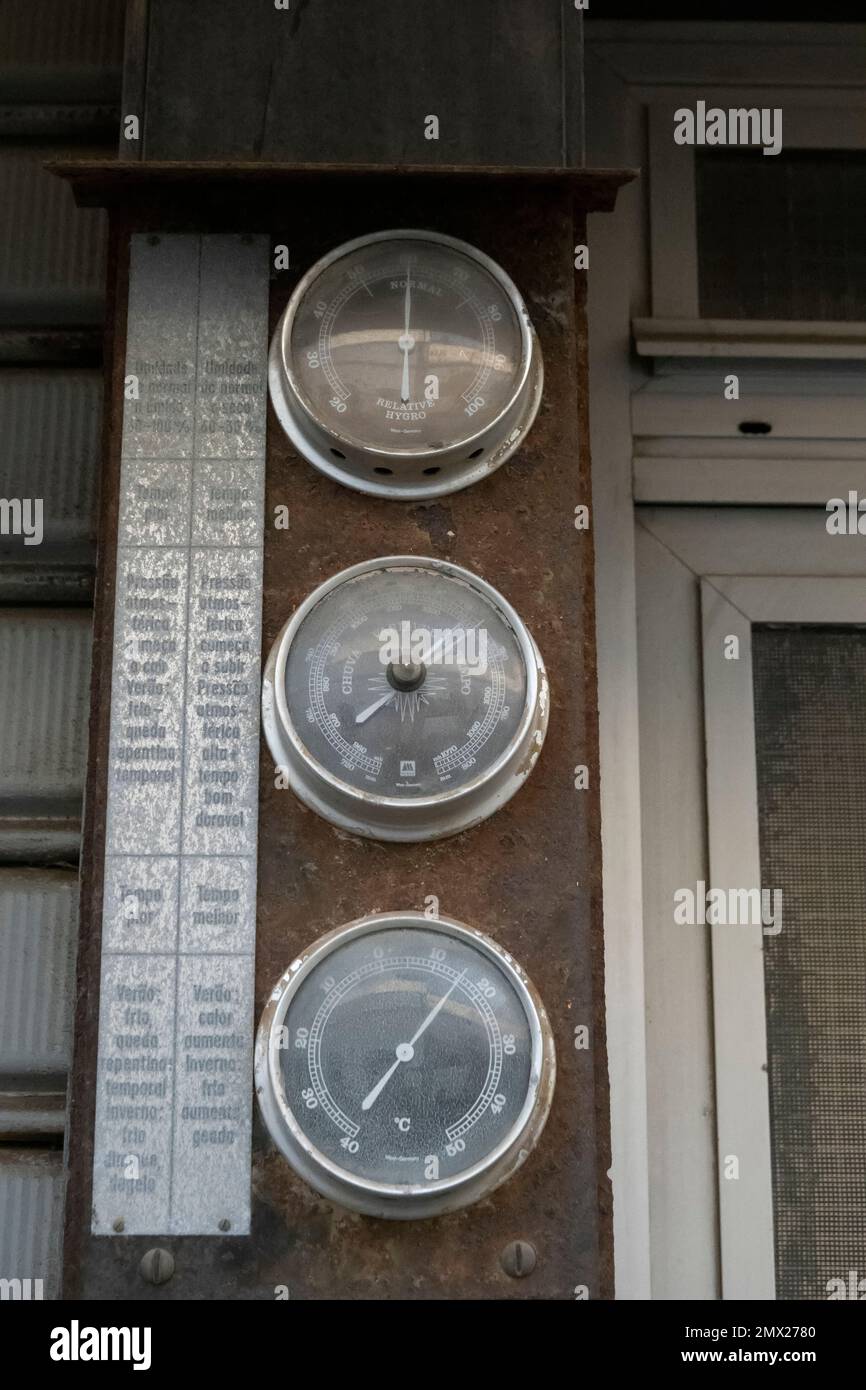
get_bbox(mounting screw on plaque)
[139,1248,175,1285]
[500,1240,538,1278]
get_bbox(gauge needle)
[422,622,480,667]
[354,691,395,725]
[354,622,484,726]
[399,259,413,403]
[360,970,466,1112]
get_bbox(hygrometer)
[269,230,543,497]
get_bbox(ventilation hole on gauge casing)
[330,447,346,460]
[374,466,393,475]
[422,466,441,476]
[468,448,484,459]
[738,420,772,435]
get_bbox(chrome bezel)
[268,229,543,499]
[261,555,549,842]
[255,911,556,1220]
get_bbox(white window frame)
[644,100,866,329]
[635,94,866,503]
[635,507,866,1297]
[631,372,866,506]
[586,23,866,1298]
[701,575,866,1297]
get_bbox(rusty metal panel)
[0,369,100,599]
[0,1150,66,1299]
[0,609,92,861]
[136,0,584,166]
[63,171,613,1300]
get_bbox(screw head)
[112,1218,125,1233]
[500,1240,537,1278]
[139,1247,175,1285]
[218,1218,231,1232]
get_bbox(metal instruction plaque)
[91,234,268,1235]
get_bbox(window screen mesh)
[696,151,866,320]
[752,627,866,1301]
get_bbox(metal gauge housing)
[255,911,556,1220]
[261,556,549,842]
[268,230,543,498]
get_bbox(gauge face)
[261,557,549,840]
[289,235,524,455]
[256,913,555,1218]
[289,562,525,798]
[269,231,543,499]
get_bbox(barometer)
[255,911,555,1219]
[261,556,548,841]
[269,230,543,497]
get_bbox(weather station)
[54,0,633,1300]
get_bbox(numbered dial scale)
[268,230,543,498]
[255,912,555,1219]
[261,556,549,842]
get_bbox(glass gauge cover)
[268,230,543,498]
[261,556,549,842]
[255,911,556,1220]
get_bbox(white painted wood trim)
[638,505,866,577]
[641,91,866,330]
[707,575,866,625]
[635,526,720,1300]
[632,389,866,440]
[643,102,866,145]
[634,457,866,506]
[633,320,866,360]
[635,84,866,112]
[700,578,775,1301]
[587,46,652,1300]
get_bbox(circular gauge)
[268,230,543,498]
[255,911,555,1220]
[261,556,548,841]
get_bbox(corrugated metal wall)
[0,0,123,1300]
